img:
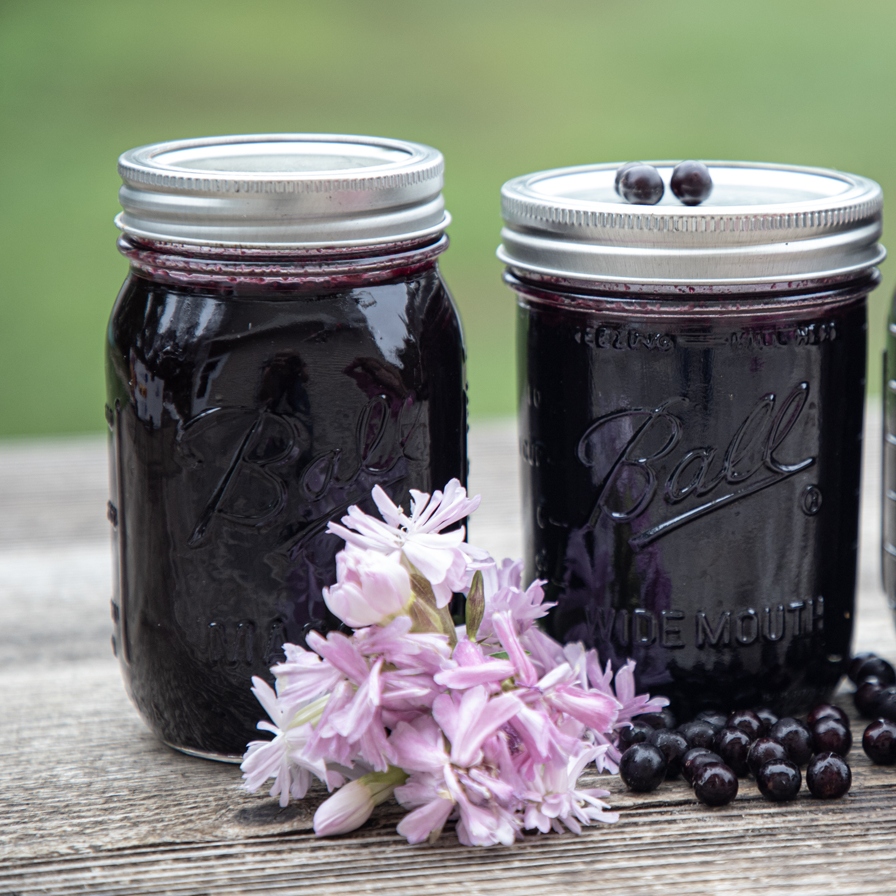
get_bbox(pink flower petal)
[491,611,537,686]
[434,661,515,690]
[389,718,447,773]
[330,658,383,738]
[396,797,455,845]
[434,688,523,769]
[371,484,405,527]
[546,686,618,732]
[306,631,370,684]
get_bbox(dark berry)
[807,703,850,728]
[682,748,723,785]
[618,164,664,205]
[726,709,763,741]
[854,677,885,717]
[614,162,639,196]
[670,160,712,206]
[756,759,801,802]
[695,710,728,732]
[617,720,654,752]
[862,719,896,764]
[770,717,813,766]
[811,717,852,756]
[851,655,896,686]
[619,743,667,792]
[848,651,877,684]
[680,747,711,772]
[657,707,678,730]
[754,707,779,733]
[648,728,690,779]
[714,727,752,777]
[747,737,789,777]
[632,712,675,730]
[805,752,851,799]
[678,720,717,750]
[694,763,738,806]
[877,686,896,722]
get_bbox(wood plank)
[0,434,110,548]
[0,413,895,895]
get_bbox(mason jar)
[500,161,884,718]
[883,297,896,629]
[107,134,467,759]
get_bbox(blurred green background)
[2,0,896,436]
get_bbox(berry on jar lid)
[614,161,639,196]
[670,160,713,206]
[617,163,664,205]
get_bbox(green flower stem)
[359,766,409,805]
[402,559,457,646]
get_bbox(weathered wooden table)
[2,414,895,896]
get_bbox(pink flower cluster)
[241,480,666,847]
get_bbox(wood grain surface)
[1,415,895,896]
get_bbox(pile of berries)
[618,704,854,806]
[849,652,896,765]
[618,651,896,807]
[614,160,713,207]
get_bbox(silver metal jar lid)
[116,134,449,248]
[499,161,885,287]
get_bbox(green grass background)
[2,0,896,436]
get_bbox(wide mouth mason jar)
[499,161,884,718]
[107,135,467,760]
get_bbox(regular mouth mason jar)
[499,161,884,718]
[107,134,467,760]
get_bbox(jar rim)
[499,160,885,286]
[116,134,449,248]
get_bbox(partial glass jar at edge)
[107,234,466,760]
[882,289,896,629]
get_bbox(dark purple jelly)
[513,276,870,719]
[107,238,466,758]
[501,160,882,722]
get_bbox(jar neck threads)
[505,268,880,318]
[119,233,448,289]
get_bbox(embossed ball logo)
[577,382,817,549]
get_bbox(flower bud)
[314,768,407,836]
[323,546,412,628]
[313,778,376,836]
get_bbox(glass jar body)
[106,245,466,759]
[883,290,896,629]
[513,273,872,718]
